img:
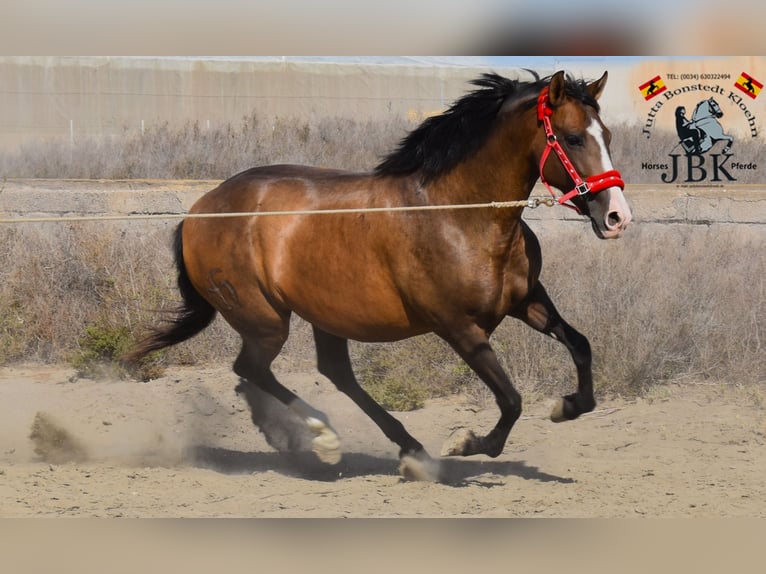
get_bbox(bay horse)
[127,70,632,481]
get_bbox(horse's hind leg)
[234,327,341,464]
[312,327,438,481]
[234,379,312,454]
[511,281,596,422]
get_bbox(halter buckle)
[575,182,591,196]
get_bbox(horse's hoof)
[440,428,479,456]
[306,417,341,464]
[550,398,568,423]
[399,452,440,482]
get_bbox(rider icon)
[675,106,703,155]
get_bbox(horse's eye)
[564,135,584,147]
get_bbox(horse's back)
[180,165,424,339]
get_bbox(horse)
[691,97,733,154]
[126,70,632,481]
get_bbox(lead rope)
[0,197,557,224]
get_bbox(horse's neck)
[693,104,709,121]
[434,122,537,206]
[433,163,534,209]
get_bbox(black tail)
[124,222,216,362]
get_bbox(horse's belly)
[303,312,428,342]
[281,279,426,342]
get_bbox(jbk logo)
[638,72,760,185]
[662,97,734,183]
[660,152,734,183]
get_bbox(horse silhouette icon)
[675,98,733,155]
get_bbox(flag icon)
[639,75,667,101]
[734,72,762,99]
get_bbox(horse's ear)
[587,71,609,101]
[548,71,567,107]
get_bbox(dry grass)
[0,220,762,403]
[0,223,239,369]
[527,222,764,395]
[2,116,764,183]
[0,114,410,180]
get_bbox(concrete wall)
[0,57,486,150]
[13,56,766,149]
[4,56,765,146]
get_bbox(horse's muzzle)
[591,187,632,239]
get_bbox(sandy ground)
[0,364,764,518]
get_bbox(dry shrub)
[0,223,171,363]
[0,222,240,370]
[2,120,763,184]
[528,222,765,396]
[0,114,411,180]
[1,216,763,404]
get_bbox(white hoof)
[399,453,441,482]
[306,417,342,464]
[440,428,477,456]
[550,399,567,423]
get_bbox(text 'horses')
[127,70,632,481]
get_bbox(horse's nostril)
[607,211,622,228]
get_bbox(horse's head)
[694,98,723,120]
[535,71,632,239]
[708,97,723,118]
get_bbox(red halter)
[536,86,625,213]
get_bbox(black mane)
[374,71,599,184]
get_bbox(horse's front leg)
[439,325,522,458]
[510,281,596,422]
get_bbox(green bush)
[71,322,133,379]
[71,321,166,381]
[352,335,489,411]
[362,376,426,412]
